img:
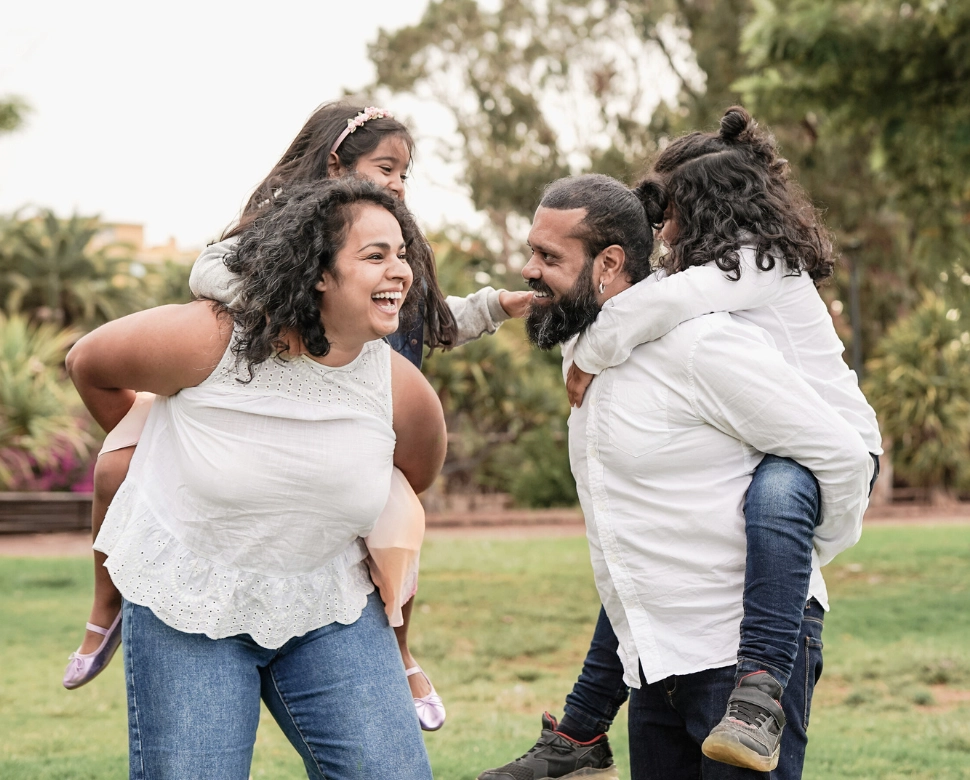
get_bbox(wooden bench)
[0,492,93,534]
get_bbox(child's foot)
[400,647,445,729]
[406,667,446,731]
[63,612,123,689]
[400,648,433,698]
[78,599,122,654]
[702,671,786,772]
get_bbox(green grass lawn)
[1,525,968,779]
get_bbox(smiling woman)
[316,204,412,355]
[64,177,445,780]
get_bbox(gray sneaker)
[477,712,618,780]
[702,671,786,772]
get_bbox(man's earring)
[598,281,606,294]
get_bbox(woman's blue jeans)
[122,591,432,780]
[563,454,878,736]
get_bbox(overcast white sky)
[0,0,478,249]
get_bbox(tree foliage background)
[367,0,970,501]
[2,0,967,500]
[0,208,193,489]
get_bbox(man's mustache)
[527,279,554,297]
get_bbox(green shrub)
[864,292,970,496]
[0,313,93,488]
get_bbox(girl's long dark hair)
[635,106,835,285]
[223,101,456,348]
[225,177,423,380]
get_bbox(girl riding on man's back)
[480,107,880,779]
[580,107,881,771]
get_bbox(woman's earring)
[598,281,606,295]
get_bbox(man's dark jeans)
[562,455,877,770]
[627,599,825,780]
[563,455,824,735]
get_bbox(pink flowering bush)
[0,313,95,490]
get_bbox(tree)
[371,0,969,499]
[0,96,28,135]
[0,209,147,328]
[370,0,726,257]
[423,232,574,505]
[736,0,970,361]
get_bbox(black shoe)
[702,671,786,772]
[477,712,617,780]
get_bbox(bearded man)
[481,174,872,780]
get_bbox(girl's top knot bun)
[633,179,667,229]
[719,106,753,142]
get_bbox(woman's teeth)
[372,291,401,311]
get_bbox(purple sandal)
[406,666,446,731]
[63,612,122,690]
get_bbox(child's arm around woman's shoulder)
[189,238,241,306]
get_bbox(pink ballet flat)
[62,612,122,690]
[406,666,446,731]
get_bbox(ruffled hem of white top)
[94,480,375,649]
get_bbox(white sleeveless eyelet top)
[94,336,395,649]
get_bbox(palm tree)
[0,209,146,328]
[0,312,93,489]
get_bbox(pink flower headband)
[329,106,394,158]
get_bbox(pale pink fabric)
[98,392,156,456]
[365,468,425,627]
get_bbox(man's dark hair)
[539,174,657,285]
[225,176,422,380]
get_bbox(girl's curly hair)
[635,106,835,285]
[224,176,422,380]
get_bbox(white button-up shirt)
[565,312,873,688]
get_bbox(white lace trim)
[96,481,375,649]
[202,337,393,426]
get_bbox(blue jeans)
[736,455,821,687]
[564,455,878,732]
[562,606,629,736]
[627,599,825,780]
[122,592,432,780]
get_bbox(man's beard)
[525,259,601,350]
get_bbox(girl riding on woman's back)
[64,102,532,735]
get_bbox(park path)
[1,505,968,558]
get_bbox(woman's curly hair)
[635,106,835,285]
[221,101,456,350]
[224,176,423,380]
